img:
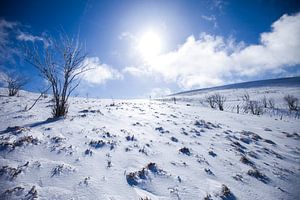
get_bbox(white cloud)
[148,88,171,98]
[201,15,218,28]
[122,66,151,77]
[80,57,123,85]
[0,19,19,64]
[232,13,300,75]
[17,32,44,42]
[125,12,300,89]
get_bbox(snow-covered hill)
[165,77,300,118]
[0,80,299,199]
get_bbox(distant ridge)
[170,76,300,96]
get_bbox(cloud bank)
[80,57,123,85]
[125,12,300,89]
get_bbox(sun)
[138,30,162,59]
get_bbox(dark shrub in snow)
[220,184,235,200]
[89,140,106,148]
[247,168,269,183]
[125,135,136,141]
[284,94,299,111]
[147,162,158,173]
[208,150,217,157]
[240,155,254,166]
[126,163,164,186]
[179,147,191,156]
[170,136,178,142]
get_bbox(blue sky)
[0,0,300,98]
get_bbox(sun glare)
[138,30,162,59]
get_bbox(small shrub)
[179,147,191,156]
[247,168,269,183]
[220,184,233,199]
[1,72,28,96]
[242,92,250,102]
[284,95,299,111]
[170,136,178,142]
[205,94,226,110]
[244,101,263,115]
[89,140,106,149]
[25,186,38,199]
[214,93,226,111]
[205,95,216,109]
[262,96,267,108]
[208,150,217,157]
[268,98,275,108]
[240,155,254,166]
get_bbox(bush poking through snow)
[0,136,39,151]
[155,127,169,134]
[284,95,299,111]
[84,149,93,156]
[51,136,65,143]
[245,101,263,115]
[194,120,220,129]
[89,140,106,149]
[140,197,151,200]
[147,162,158,173]
[204,194,212,200]
[1,185,37,200]
[0,162,29,180]
[205,93,226,110]
[208,150,217,157]
[25,186,38,199]
[125,135,136,141]
[214,93,226,111]
[262,96,267,108]
[205,95,217,109]
[170,136,178,142]
[179,147,191,156]
[14,136,39,147]
[0,166,22,180]
[1,186,25,199]
[51,164,75,177]
[240,131,262,141]
[126,163,165,186]
[242,92,250,102]
[2,126,29,135]
[1,71,28,96]
[268,98,275,109]
[247,168,269,183]
[204,168,214,175]
[240,155,254,166]
[220,184,234,199]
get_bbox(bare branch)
[23,31,88,117]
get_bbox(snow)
[0,78,299,200]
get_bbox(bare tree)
[213,93,226,111]
[1,72,28,96]
[205,93,226,111]
[284,95,299,111]
[262,96,267,108]
[242,92,250,102]
[205,95,216,109]
[268,98,275,109]
[245,100,263,115]
[24,33,89,117]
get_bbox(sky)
[0,0,300,98]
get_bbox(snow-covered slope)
[166,77,300,118]
[0,84,299,200]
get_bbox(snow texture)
[0,77,299,199]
